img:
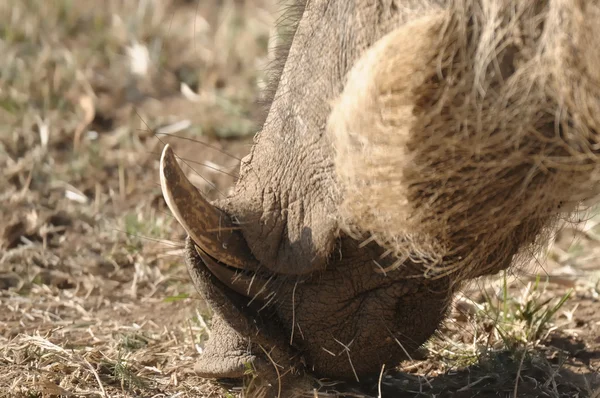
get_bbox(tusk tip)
[159,143,183,225]
[160,143,177,175]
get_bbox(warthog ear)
[328,12,448,268]
[159,144,259,272]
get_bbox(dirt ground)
[0,1,599,397]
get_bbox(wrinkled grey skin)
[176,0,463,381]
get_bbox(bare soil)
[0,1,598,397]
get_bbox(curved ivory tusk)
[160,144,259,270]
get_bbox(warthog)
[160,0,600,382]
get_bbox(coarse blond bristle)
[329,0,600,282]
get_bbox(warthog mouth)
[192,244,278,303]
[159,144,455,380]
[159,144,276,304]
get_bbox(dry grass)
[0,1,599,397]
[0,0,272,396]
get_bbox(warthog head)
[161,0,600,381]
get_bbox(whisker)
[345,350,359,383]
[290,280,298,345]
[148,151,239,178]
[139,119,227,198]
[150,245,187,252]
[186,167,226,197]
[152,249,185,256]
[156,209,177,219]
[154,253,186,260]
[249,274,275,307]
[384,325,415,361]
[170,148,227,198]
[151,131,242,161]
[113,229,185,247]
[258,291,277,312]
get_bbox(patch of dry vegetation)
[0,1,599,397]
[0,0,273,396]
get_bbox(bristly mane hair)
[256,0,308,126]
